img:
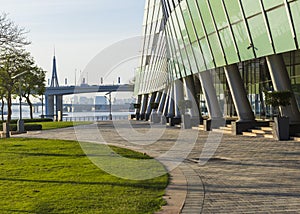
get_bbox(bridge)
[45,84,134,96]
[45,55,134,119]
[45,84,134,119]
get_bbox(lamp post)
[105,92,112,120]
[12,70,30,133]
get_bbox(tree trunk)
[7,92,12,123]
[1,98,4,121]
[25,96,33,119]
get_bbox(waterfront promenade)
[17,121,300,213]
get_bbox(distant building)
[95,96,107,105]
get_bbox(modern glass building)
[134,0,300,135]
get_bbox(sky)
[0,0,145,86]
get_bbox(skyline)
[1,0,145,86]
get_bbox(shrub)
[0,124,42,131]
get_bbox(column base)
[169,117,181,127]
[232,120,256,135]
[203,118,225,131]
[181,114,192,129]
[140,114,145,120]
[151,113,161,123]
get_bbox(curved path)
[16,121,300,213]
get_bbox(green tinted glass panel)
[208,33,226,66]
[241,0,261,18]
[182,1,197,43]
[199,38,214,69]
[180,49,190,77]
[186,44,198,74]
[290,1,300,47]
[197,0,215,34]
[248,14,274,57]
[166,26,177,60]
[262,0,283,10]
[210,0,227,29]
[175,47,185,75]
[192,42,206,72]
[268,6,296,53]
[224,0,242,23]
[175,7,189,45]
[187,0,205,38]
[231,22,254,61]
[172,13,184,49]
[219,28,239,64]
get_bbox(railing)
[63,115,129,122]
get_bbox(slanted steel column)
[140,94,149,120]
[174,79,184,118]
[151,91,162,114]
[135,95,142,119]
[56,95,63,121]
[224,64,255,121]
[45,95,54,118]
[183,75,199,118]
[266,54,300,123]
[158,87,168,114]
[198,71,223,119]
[167,84,175,118]
[145,92,157,121]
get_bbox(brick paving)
[16,121,300,213]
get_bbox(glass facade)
[135,0,300,118]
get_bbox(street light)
[12,70,30,133]
[105,92,112,120]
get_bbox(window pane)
[268,6,296,53]
[232,22,254,61]
[192,42,206,72]
[241,0,261,18]
[187,0,205,38]
[224,0,243,23]
[290,1,300,47]
[247,14,274,57]
[199,38,214,69]
[210,0,227,29]
[197,0,215,34]
[208,33,226,66]
[219,28,239,64]
[262,0,283,10]
[182,1,197,43]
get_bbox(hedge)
[0,124,42,132]
[0,118,53,124]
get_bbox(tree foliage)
[0,13,30,48]
[265,90,292,117]
[0,13,45,122]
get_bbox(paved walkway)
[16,121,300,213]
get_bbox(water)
[2,104,132,120]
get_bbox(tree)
[0,48,33,122]
[0,13,30,123]
[265,90,292,117]
[0,13,30,49]
[21,66,46,119]
[0,83,6,121]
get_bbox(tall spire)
[50,50,59,87]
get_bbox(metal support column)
[145,92,157,121]
[140,94,149,120]
[224,64,255,122]
[266,54,300,123]
[56,95,63,121]
[45,95,54,119]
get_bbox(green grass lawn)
[27,121,93,130]
[0,138,168,213]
